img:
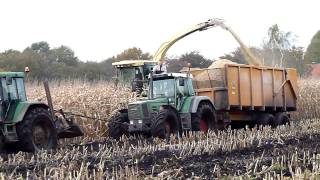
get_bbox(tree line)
[0,24,319,81]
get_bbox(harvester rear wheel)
[192,102,216,132]
[151,109,179,139]
[107,111,129,139]
[16,107,58,152]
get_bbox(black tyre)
[256,113,274,127]
[273,112,290,127]
[151,108,179,139]
[16,107,58,152]
[191,102,216,132]
[107,110,129,139]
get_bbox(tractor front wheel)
[16,107,58,152]
[107,111,129,139]
[151,109,179,139]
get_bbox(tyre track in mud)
[1,132,319,178]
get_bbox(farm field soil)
[0,78,317,179]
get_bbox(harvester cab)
[112,60,156,94]
[0,72,83,152]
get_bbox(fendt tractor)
[107,18,298,139]
[0,71,83,152]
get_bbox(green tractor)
[0,72,83,152]
[107,72,220,139]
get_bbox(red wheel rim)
[165,121,171,137]
[200,119,208,132]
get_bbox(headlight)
[130,121,134,125]
[138,120,143,124]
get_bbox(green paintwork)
[0,72,24,78]
[179,96,193,113]
[128,75,194,120]
[7,101,48,123]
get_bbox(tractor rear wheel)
[192,102,216,132]
[151,109,179,139]
[107,111,129,139]
[16,107,58,152]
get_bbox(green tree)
[304,31,320,64]
[167,51,212,72]
[52,46,79,66]
[115,47,152,60]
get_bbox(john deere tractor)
[107,72,221,139]
[0,72,83,152]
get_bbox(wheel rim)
[32,124,50,149]
[164,121,171,138]
[200,119,208,132]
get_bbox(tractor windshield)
[1,78,26,101]
[152,78,175,98]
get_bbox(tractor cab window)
[176,78,195,96]
[152,78,175,98]
[1,78,26,101]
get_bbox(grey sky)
[0,0,319,61]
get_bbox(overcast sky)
[0,0,319,62]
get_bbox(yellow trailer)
[189,64,298,125]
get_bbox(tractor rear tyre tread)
[16,107,58,152]
[107,111,129,139]
[151,109,179,139]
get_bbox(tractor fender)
[10,102,50,123]
[189,96,215,113]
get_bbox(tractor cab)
[0,72,26,121]
[149,73,194,101]
[112,60,156,93]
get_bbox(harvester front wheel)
[107,111,129,139]
[16,107,58,152]
[151,109,179,139]
[192,102,216,132]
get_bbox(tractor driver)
[153,59,167,74]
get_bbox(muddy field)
[0,79,318,179]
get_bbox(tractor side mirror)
[6,77,12,85]
[179,79,184,86]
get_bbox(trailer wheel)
[107,111,129,139]
[256,113,274,127]
[16,107,58,152]
[273,113,290,127]
[151,109,179,139]
[192,102,216,132]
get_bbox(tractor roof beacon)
[0,72,83,152]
